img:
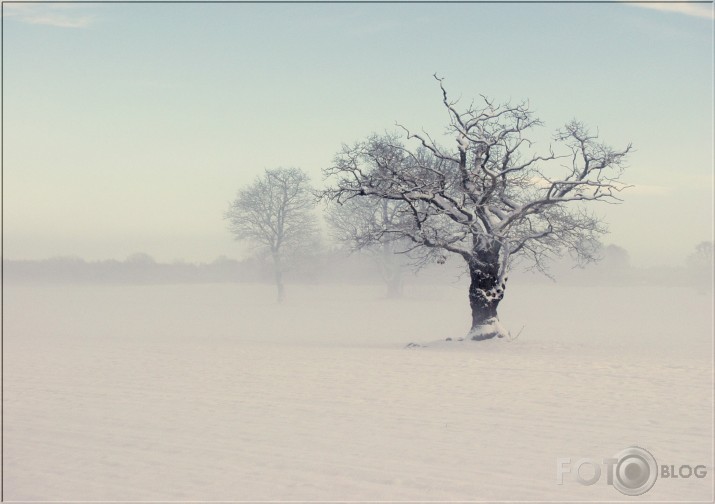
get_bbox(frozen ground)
[3,281,713,501]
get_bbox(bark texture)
[467,244,506,340]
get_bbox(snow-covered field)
[3,281,713,501]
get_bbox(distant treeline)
[3,245,712,290]
[4,254,264,285]
[3,251,430,286]
[3,252,375,285]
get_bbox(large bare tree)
[324,77,632,340]
[225,167,318,303]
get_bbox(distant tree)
[225,167,318,302]
[602,244,631,270]
[687,241,713,270]
[125,252,156,265]
[687,241,713,293]
[327,196,408,298]
[324,76,632,340]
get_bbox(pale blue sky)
[3,2,713,266]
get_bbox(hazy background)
[3,6,713,500]
[2,2,713,267]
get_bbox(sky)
[2,1,713,267]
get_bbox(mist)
[3,2,713,501]
[4,250,713,500]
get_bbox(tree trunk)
[467,245,506,340]
[271,250,285,303]
[380,237,403,298]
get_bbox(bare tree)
[225,167,318,303]
[687,241,714,293]
[326,196,408,298]
[324,76,632,340]
[687,241,713,270]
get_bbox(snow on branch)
[322,79,632,276]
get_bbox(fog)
[3,266,712,500]
[3,2,713,501]
[3,241,712,290]
[3,232,714,501]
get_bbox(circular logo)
[612,446,658,496]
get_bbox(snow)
[457,133,470,152]
[3,282,713,501]
[465,316,510,340]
